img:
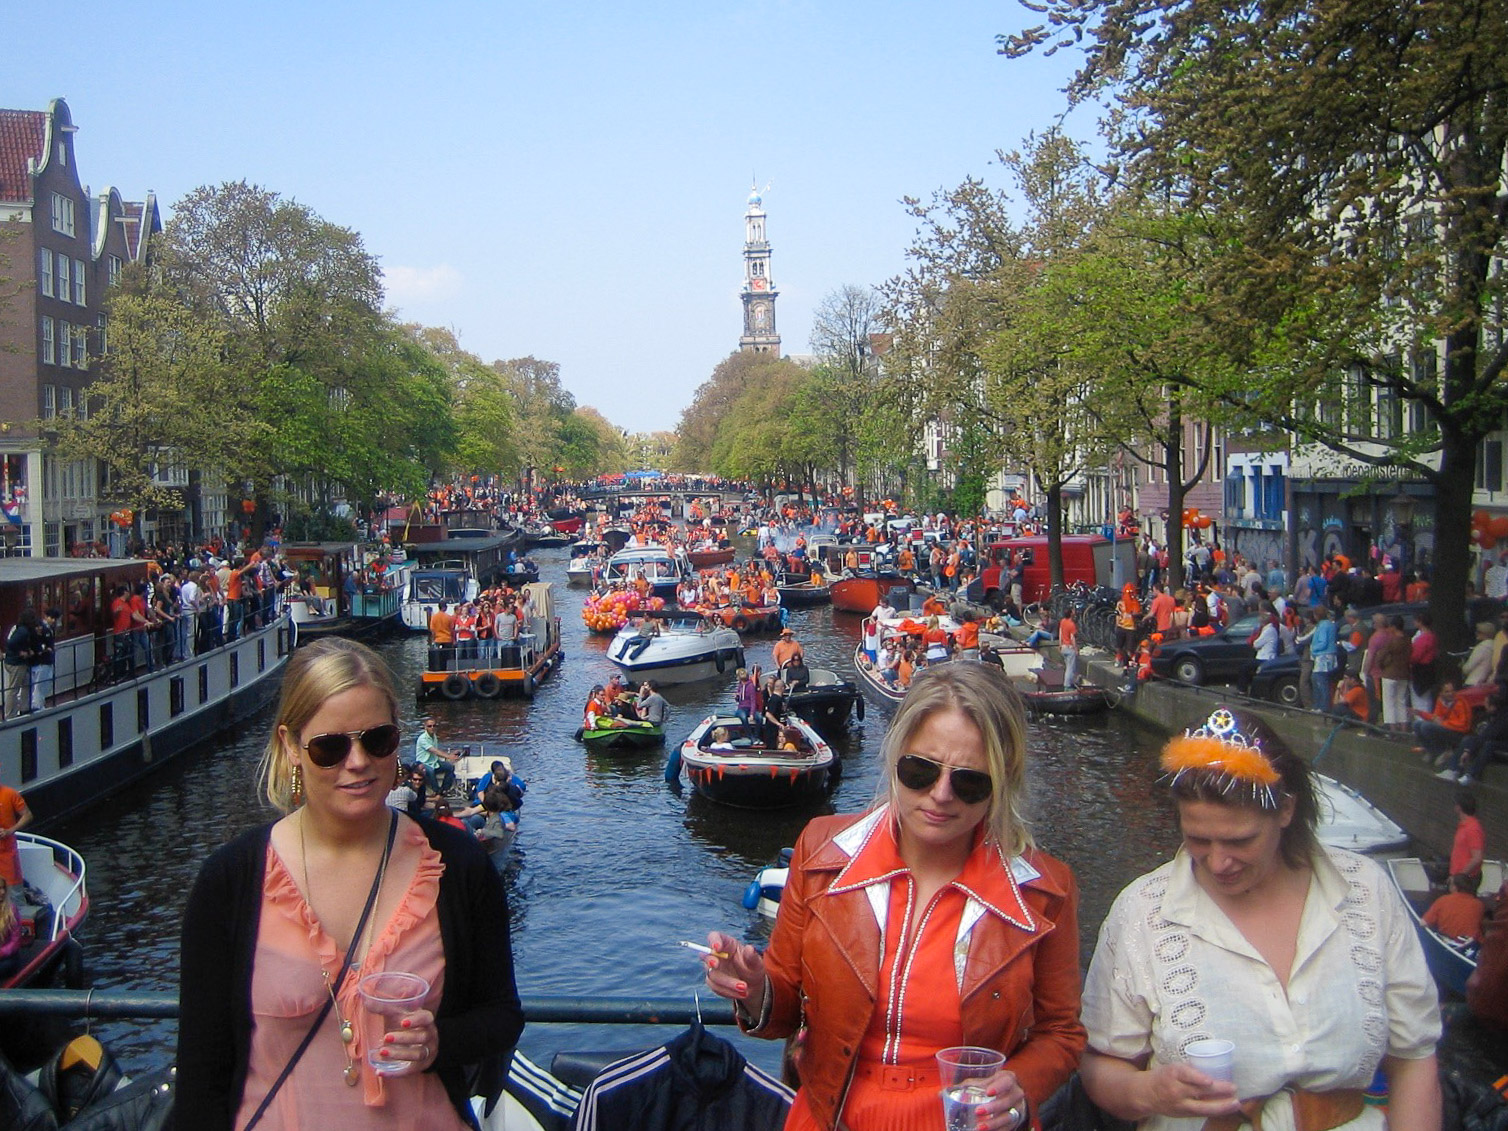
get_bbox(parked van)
[967,534,1136,606]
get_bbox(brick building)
[0,97,159,556]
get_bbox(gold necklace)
[300,811,391,1087]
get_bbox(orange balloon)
[1474,509,1492,528]
[1481,534,1499,551]
[1196,515,1213,529]
[1490,516,1508,539]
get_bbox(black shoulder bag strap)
[243,810,399,1131]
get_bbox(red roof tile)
[0,110,46,203]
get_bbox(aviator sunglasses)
[895,754,993,805]
[302,724,402,768]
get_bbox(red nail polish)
[735,982,748,994]
[401,1018,412,1028]
[384,1034,394,1044]
[380,1049,390,1059]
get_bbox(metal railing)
[0,989,737,1027]
[14,833,87,942]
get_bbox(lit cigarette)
[678,941,730,959]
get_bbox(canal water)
[45,542,1181,1077]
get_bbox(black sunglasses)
[303,724,402,768]
[895,754,993,805]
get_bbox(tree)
[50,261,248,529]
[1003,0,1508,646]
[415,327,519,478]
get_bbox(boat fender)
[521,673,537,699]
[731,615,750,633]
[664,747,682,783]
[474,672,502,698]
[573,727,585,742]
[715,651,726,674]
[440,673,471,700]
[736,648,746,670]
[780,607,790,628]
[742,880,763,911]
[855,694,866,721]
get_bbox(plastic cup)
[359,971,430,1076]
[1185,1038,1235,1084]
[936,1046,1006,1131]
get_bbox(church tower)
[739,186,781,354]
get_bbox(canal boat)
[1015,667,1112,716]
[403,532,519,589]
[686,545,736,570]
[1315,773,1410,855]
[673,714,836,809]
[1387,856,1506,996]
[500,557,541,588]
[694,603,783,633]
[566,542,607,587]
[601,547,688,604]
[607,613,743,685]
[417,582,563,701]
[784,666,864,734]
[774,575,831,607]
[578,719,666,751]
[282,542,413,642]
[3,832,88,989]
[829,569,914,615]
[742,848,793,919]
[854,617,1043,704]
[0,557,295,825]
[400,562,480,630]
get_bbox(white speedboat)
[607,614,742,684]
[601,548,689,604]
[1314,773,1410,855]
[3,832,89,989]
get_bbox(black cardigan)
[175,816,524,1130]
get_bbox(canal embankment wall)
[1073,653,1508,860]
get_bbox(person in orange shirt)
[772,628,805,671]
[921,592,948,617]
[1059,610,1080,688]
[954,618,981,659]
[1423,873,1485,943]
[1333,674,1370,723]
[1412,679,1472,762]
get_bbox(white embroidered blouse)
[1083,844,1440,1131]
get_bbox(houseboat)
[400,563,481,630]
[281,542,413,643]
[402,532,519,589]
[0,557,294,826]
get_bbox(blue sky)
[5,1,1086,433]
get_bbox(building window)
[58,321,71,367]
[1263,468,1286,519]
[1479,438,1504,493]
[40,250,53,297]
[56,142,66,168]
[59,386,73,419]
[97,315,107,356]
[74,326,88,369]
[108,255,122,286]
[41,319,55,366]
[73,259,85,305]
[56,254,69,301]
[80,519,93,543]
[44,521,61,556]
[42,385,55,418]
[50,192,75,237]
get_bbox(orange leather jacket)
[742,810,1085,1129]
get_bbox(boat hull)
[683,761,834,808]
[1023,687,1111,715]
[775,582,831,608]
[581,723,665,751]
[786,669,863,734]
[687,548,735,569]
[608,624,743,685]
[677,715,837,809]
[830,574,914,614]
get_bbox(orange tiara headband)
[1160,707,1283,809]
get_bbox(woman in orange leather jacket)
[703,663,1085,1131]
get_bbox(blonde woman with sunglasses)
[702,663,1085,1131]
[177,638,523,1130]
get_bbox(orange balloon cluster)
[1471,509,1508,550]
[109,508,134,528]
[582,590,665,633]
[1181,507,1214,530]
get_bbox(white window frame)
[73,325,88,369]
[58,320,71,367]
[73,258,85,305]
[56,254,69,302]
[41,317,55,366]
[96,314,107,356]
[50,192,74,237]
[59,386,73,418]
[39,249,53,297]
[42,384,56,418]
[108,255,122,287]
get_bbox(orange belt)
[851,1059,940,1093]
[1204,1088,1365,1131]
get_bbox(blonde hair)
[0,878,15,937]
[258,638,400,813]
[871,662,1033,856]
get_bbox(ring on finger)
[421,1044,430,1061]
[1007,1107,1021,1126]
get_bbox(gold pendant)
[340,1021,354,1044]
[344,1063,360,1086]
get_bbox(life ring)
[474,672,502,699]
[440,673,470,700]
[731,615,750,632]
[521,673,537,699]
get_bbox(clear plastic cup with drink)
[936,1045,1006,1131]
[359,971,430,1076]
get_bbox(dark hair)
[1451,871,1482,896]
[1457,791,1478,816]
[1164,708,1321,869]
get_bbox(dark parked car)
[1149,615,1264,687]
[1247,602,1430,707]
